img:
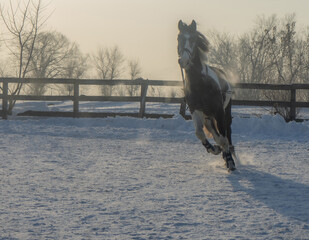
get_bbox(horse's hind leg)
[203,119,221,155]
[225,100,234,151]
[225,100,238,168]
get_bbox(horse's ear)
[178,20,184,31]
[190,20,197,31]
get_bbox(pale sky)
[4,0,309,80]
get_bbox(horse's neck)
[185,59,223,94]
[185,55,203,83]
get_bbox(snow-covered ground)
[0,101,309,239]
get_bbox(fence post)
[73,80,79,118]
[290,86,296,121]
[139,79,148,118]
[2,79,8,120]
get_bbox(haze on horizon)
[2,0,309,80]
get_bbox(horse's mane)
[196,31,210,63]
[197,31,210,53]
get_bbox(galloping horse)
[177,20,236,171]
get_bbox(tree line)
[0,0,142,113]
[208,14,309,85]
[207,14,309,120]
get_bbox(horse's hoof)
[223,152,236,170]
[227,160,236,171]
[204,142,222,155]
[209,145,222,155]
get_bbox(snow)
[0,101,309,239]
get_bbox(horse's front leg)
[192,111,221,155]
[214,110,236,171]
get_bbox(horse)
[177,20,236,171]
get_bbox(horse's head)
[177,20,199,70]
[177,20,210,70]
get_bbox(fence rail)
[1,77,309,120]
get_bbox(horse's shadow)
[227,166,309,223]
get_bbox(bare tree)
[232,16,277,102]
[61,45,88,96]
[301,29,309,83]
[299,28,309,103]
[265,14,307,121]
[108,46,124,80]
[235,14,308,121]
[0,0,50,113]
[128,59,141,80]
[29,31,75,78]
[62,47,88,79]
[127,59,142,96]
[208,31,238,78]
[92,47,109,80]
[268,14,306,84]
[92,45,125,95]
[28,31,88,95]
[237,15,277,84]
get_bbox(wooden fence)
[1,77,309,121]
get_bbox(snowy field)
[0,101,309,239]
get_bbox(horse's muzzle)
[178,50,192,69]
[178,57,191,70]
